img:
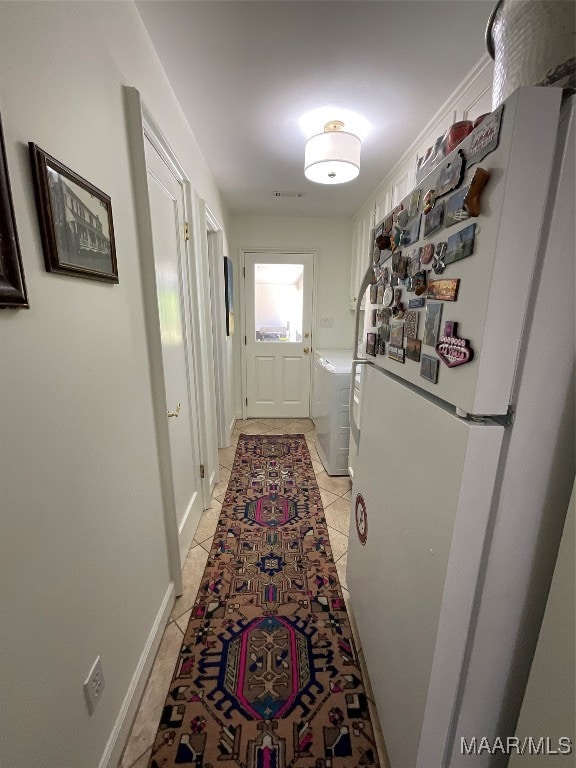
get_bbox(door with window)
[243,252,314,418]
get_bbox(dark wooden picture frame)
[29,143,118,282]
[0,114,29,308]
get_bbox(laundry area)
[0,2,574,768]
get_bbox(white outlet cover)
[84,656,105,715]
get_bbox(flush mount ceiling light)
[304,120,361,185]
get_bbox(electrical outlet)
[84,656,105,715]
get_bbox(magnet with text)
[405,338,422,362]
[427,277,460,301]
[436,321,474,367]
[463,167,490,217]
[388,345,405,363]
[445,187,470,227]
[445,223,476,266]
[409,296,426,308]
[435,150,465,198]
[423,200,445,238]
[467,105,503,167]
[420,354,439,383]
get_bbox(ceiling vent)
[273,191,304,198]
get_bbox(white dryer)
[311,350,353,476]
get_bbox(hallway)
[119,419,388,768]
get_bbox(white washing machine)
[311,349,353,476]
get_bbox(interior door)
[243,252,314,418]
[145,138,205,563]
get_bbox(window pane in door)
[254,263,304,342]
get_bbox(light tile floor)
[119,419,390,768]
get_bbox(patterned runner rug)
[149,433,380,768]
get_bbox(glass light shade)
[304,130,361,184]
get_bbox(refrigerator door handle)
[350,263,375,446]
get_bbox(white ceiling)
[137,1,492,219]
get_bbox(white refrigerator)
[347,87,575,768]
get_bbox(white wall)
[228,215,354,416]
[0,3,227,767]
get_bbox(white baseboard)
[98,582,175,768]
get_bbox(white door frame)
[125,87,211,592]
[239,248,318,420]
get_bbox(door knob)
[303,347,310,354]
[304,332,310,338]
[167,402,181,418]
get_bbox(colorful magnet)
[420,354,439,383]
[406,247,421,277]
[436,321,474,367]
[445,187,470,227]
[365,332,377,357]
[435,150,466,198]
[405,338,422,362]
[376,233,391,252]
[388,345,405,363]
[423,189,435,215]
[404,310,418,339]
[427,277,460,301]
[409,296,426,308]
[423,201,445,238]
[383,286,394,307]
[392,287,405,317]
[420,242,435,265]
[408,188,421,218]
[392,251,407,280]
[467,105,504,167]
[409,270,427,294]
[432,242,448,275]
[463,167,490,217]
[390,224,402,252]
[445,223,476,266]
[355,494,368,545]
[423,302,443,346]
[401,215,421,246]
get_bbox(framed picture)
[29,144,118,282]
[445,223,476,266]
[406,338,422,362]
[0,114,29,307]
[224,256,234,335]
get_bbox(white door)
[243,252,314,418]
[145,139,205,563]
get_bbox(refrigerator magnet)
[389,319,405,347]
[445,224,476,266]
[420,354,439,383]
[423,302,443,346]
[369,284,378,304]
[463,167,490,217]
[435,150,466,198]
[432,242,448,274]
[404,311,418,339]
[388,345,405,363]
[467,104,504,167]
[423,189,435,215]
[369,309,377,327]
[355,494,368,545]
[406,338,422,362]
[420,242,435,265]
[401,215,421,246]
[383,213,393,233]
[377,283,386,304]
[379,323,390,342]
[423,201,445,238]
[408,188,421,218]
[436,321,474,367]
[445,187,470,227]
[409,297,426,309]
[383,286,394,307]
[427,277,460,301]
[365,332,377,357]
